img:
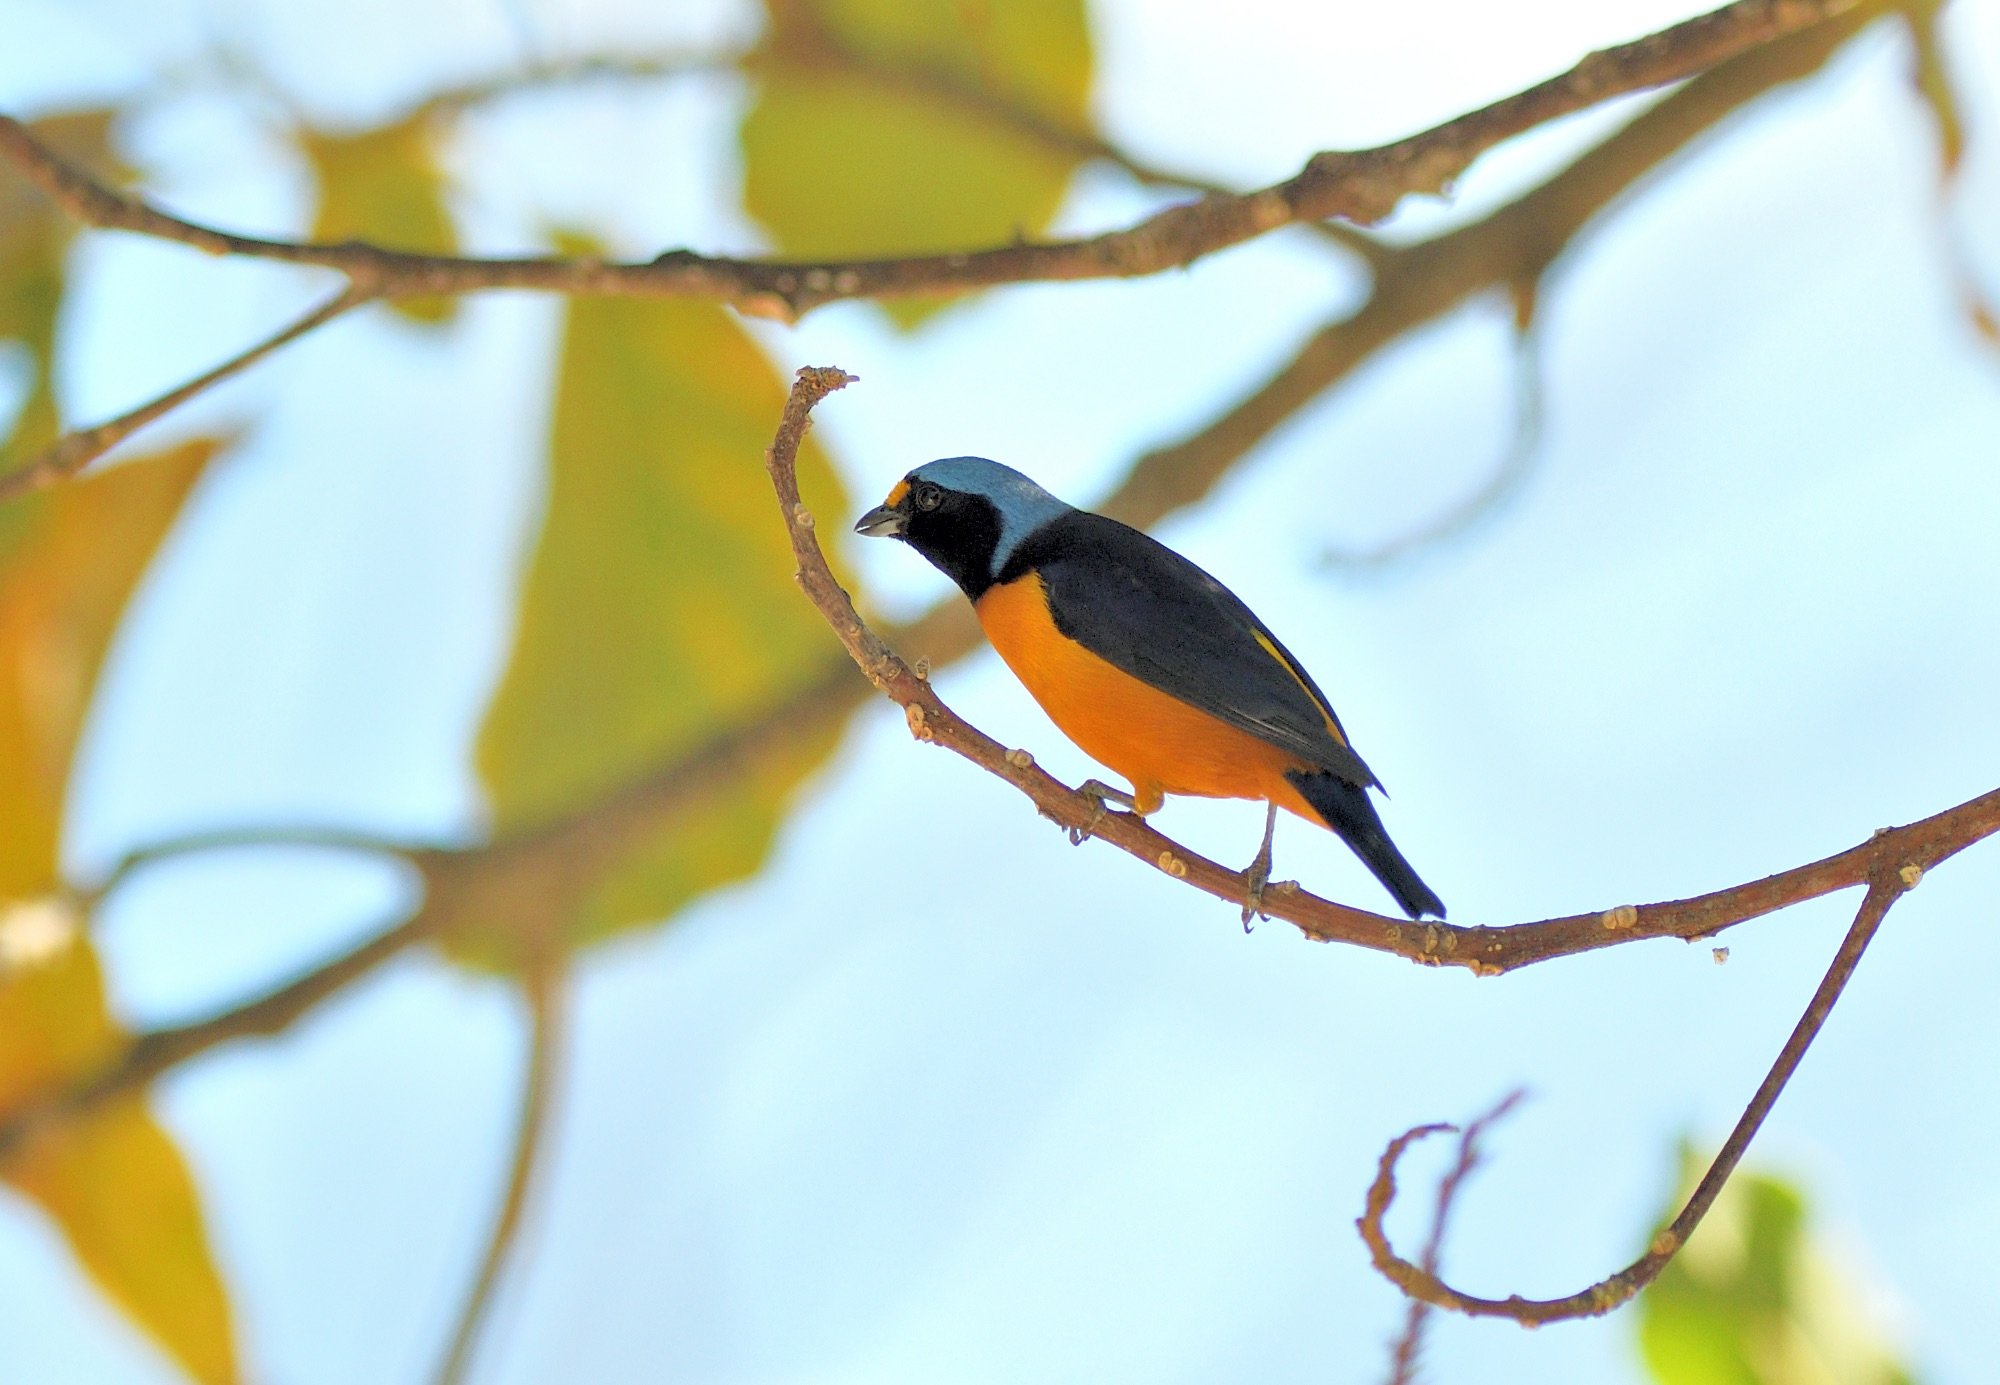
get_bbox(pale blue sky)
[3,0,1998,1382]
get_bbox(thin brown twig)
[0,284,371,501]
[73,822,443,911]
[1384,1090,1527,1385]
[413,50,739,120]
[0,0,1859,319]
[1325,304,1547,573]
[430,29,1389,268]
[755,20,1388,264]
[433,962,567,1385]
[1357,875,1906,1323]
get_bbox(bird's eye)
[912,483,943,512]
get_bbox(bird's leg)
[1070,779,1138,845]
[1240,801,1278,929]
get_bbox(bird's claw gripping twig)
[1070,780,1136,844]
[1240,801,1279,929]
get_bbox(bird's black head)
[854,457,1072,601]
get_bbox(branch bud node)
[1599,904,1639,931]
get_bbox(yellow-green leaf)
[300,116,457,323]
[1638,1145,1918,1385]
[742,0,1093,325]
[5,1025,239,1385]
[0,438,219,890]
[1,110,125,463]
[468,292,850,969]
[0,438,239,1384]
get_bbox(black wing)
[1008,511,1378,788]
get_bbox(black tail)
[1286,770,1446,920]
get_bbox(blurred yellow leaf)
[0,438,240,1384]
[1,109,125,465]
[5,1018,240,1385]
[742,0,1093,324]
[468,289,849,968]
[0,438,218,889]
[1638,1145,1918,1385]
[300,116,458,323]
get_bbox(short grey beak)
[854,504,905,538]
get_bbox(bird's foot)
[1240,802,1279,930]
[1069,780,1137,845]
[1240,859,1271,931]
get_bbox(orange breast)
[975,572,1318,820]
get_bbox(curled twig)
[1383,1090,1527,1384]
[1356,875,1907,1323]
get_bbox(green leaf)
[742,0,1093,325]
[0,438,240,1383]
[299,116,458,324]
[1637,1143,1919,1385]
[467,291,850,969]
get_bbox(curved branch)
[73,821,442,911]
[767,368,1999,974]
[1383,1090,1525,1384]
[1358,875,1906,1323]
[0,0,1860,319]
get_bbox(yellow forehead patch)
[883,478,911,507]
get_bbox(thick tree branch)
[1358,875,1907,1323]
[0,0,1860,319]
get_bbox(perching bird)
[855,457,1445,920]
